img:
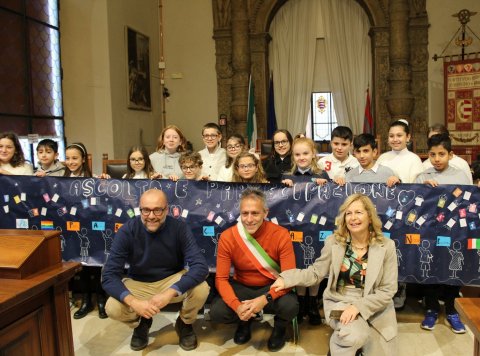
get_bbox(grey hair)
[240,188,268,210]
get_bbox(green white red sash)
[233,221,280,280]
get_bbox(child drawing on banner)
[281,137,328,325]
[211,233,221,257]
[300,235,315,266]
[76,228,90,262]
[101,229,114,259]
[394,239,403,267]
[56,226,66,252]
[448,241,464,278]
[419,240,433,278]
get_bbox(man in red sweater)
[210,188,298,352]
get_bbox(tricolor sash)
[233,221,280,280]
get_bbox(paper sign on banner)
[405,234,420,245]
[115,208,123,217]
[51,193,59,202]
[464,191,472,201]
[127,209,135,218]
[66,221,80,231]
[41,207,47,216]
[16,219,28,229]
[384,220,393,230]
[319,231,333,241]
[447,201,458,211]
[81,199,89,208]
[3,205,9,213]
[90,197,97,205]
[310,214,318,224]
[13,195,21,204]
[383,232,391,239]
[92,221,105,231]
[203,226,215,236]
[21,193,26,201]
[319,216,327,225]
[415,196,424,206]
[460,218,467,228]
[296,212,305,222]
[134,207,140,216]
[70,206,77,215]
[436,236,451,247]
[469,203,477,213]
[43,193,50,202]
[416,215,426,226]
[446,218,456,229]
[181,209,189,218]
[289,231,303,242]
[4,195,9,203]
[207,211,215,222]
[215,216,225,226]
[396,211,403,220]
[452,187,462,197]
[114,223,123,232]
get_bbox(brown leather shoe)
[175,317,198,351]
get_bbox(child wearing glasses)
[123,146,159,179]
[198,122,226,180]
[174,151,208,181]
[217,133,246,182]
[232,151,268,183]
[150,125,187,178]
[262,129,293,184]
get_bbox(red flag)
[363,88,373,134]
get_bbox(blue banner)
[0,176,479,286]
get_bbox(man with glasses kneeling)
[102,189,209,351]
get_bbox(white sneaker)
[393,283,406,309]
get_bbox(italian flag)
[468,239,480,249]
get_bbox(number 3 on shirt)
[324,161,332,171]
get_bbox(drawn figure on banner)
[477,250,480,272]
[56,226,66,252]
[211,233,220,256]
[170,204,182,218]
[101,229,114,259]
[394,239,403,267]
[419,240,433,278]
[76,228,90,262]
[31,225,38,230]
[300,235,315,266]
[448,241,464,278]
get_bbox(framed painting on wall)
[126,27,151,111]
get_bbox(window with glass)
[0,0,65,166]
[310,92,338,142]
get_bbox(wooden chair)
[102,153,127,179]
[256,139,273,161]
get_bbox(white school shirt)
[122,171,148,179]
[318,153,359,180]
[377,148,423,183]
[422,154,472,185]
[0,162,33,175]
[199,145,226,181]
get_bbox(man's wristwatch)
[264,292,273,303]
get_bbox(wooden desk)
[455,298,480,356]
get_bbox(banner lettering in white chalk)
[0,176,479,286]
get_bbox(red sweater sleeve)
[215,229,242,311]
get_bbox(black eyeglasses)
[130,158,145,163]
[274,140,289,147]
[140,207,167,216]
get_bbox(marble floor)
[72,297,474,355]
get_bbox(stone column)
[230,0,251,136]
[386,0,414,120]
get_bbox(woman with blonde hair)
[273,194,398,355]
[232,151,268,183]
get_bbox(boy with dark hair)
[343,133,399,186]
[198,122,226,180]
[318,126,358,181]
[34,139,65,177]
[416,133,470,334]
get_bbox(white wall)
[61,0,113,174]
[427,0,480,126]
[163,0,218,151]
